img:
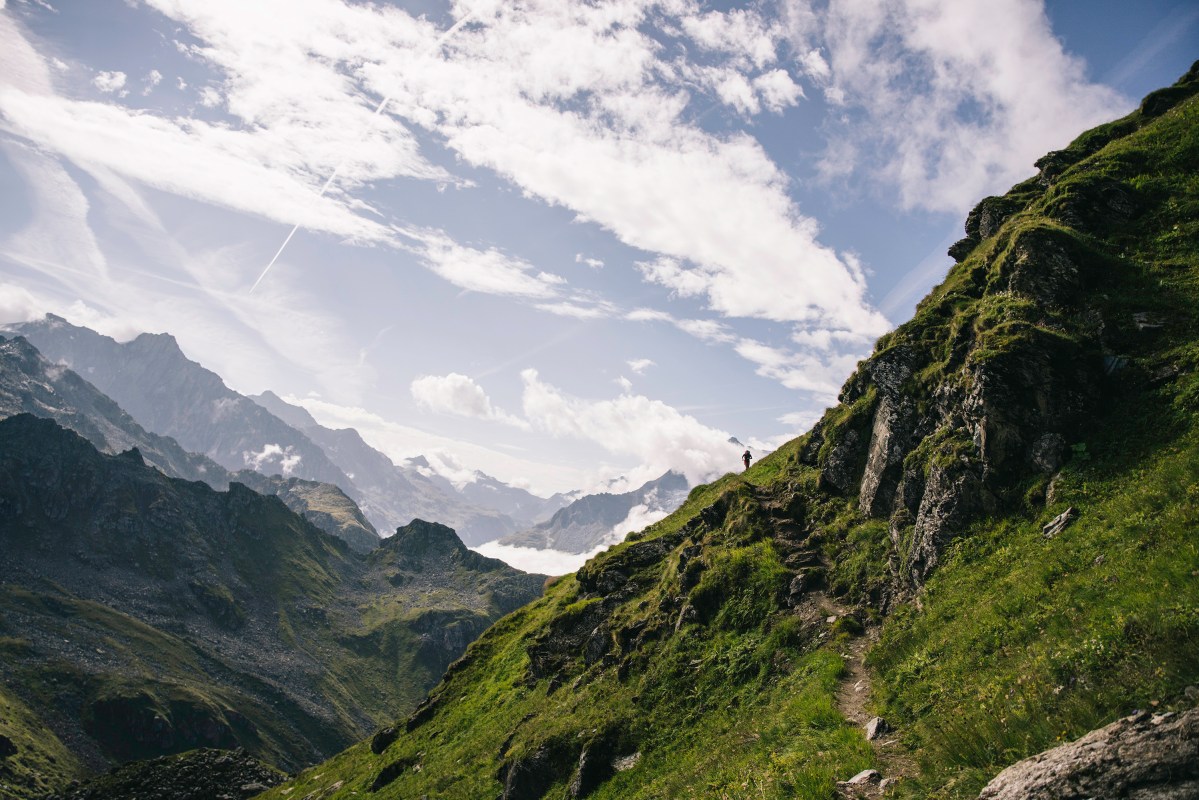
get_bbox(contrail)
[249,10,477,294]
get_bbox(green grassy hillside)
[257,63,1199,800]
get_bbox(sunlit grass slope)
[259,63,1199,800]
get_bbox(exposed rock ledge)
[978,708,1199,799]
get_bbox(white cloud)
[92,70,126,93]
[142,69,162,95]
[817,0,1126,212]
[244,442,302,474]
[401,228,564,300]
[3,142,110,281]
[778,409,822,432]
[574,253,604,269]
[627,358,655,374]
[410,372,529,429]
[679,6,784,70]
[521,368,742,487]
[753,68,804,113]
[0,12,54,95]
[472,540,603,576]
[197,85,221,107]
[0,89,397,245]
[605,486,677,546]
[627,308,737,345]
[0,282,45,324]
[4,0,890,336]
[734,336,861,398]
[798,48,831,81]
[534,301,614,320]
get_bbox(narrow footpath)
[832,625,917,798]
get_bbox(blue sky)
[1,0,1195,496]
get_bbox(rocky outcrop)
[948,194,1028,262]
[819,139,1116,593]
[858,350,922,517]
[977,709,1199,800]
[42,747,284,800]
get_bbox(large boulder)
[978,709,1199,800]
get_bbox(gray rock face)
[859,395,918,518]
[838,222,1104,592]
[977,709,1199,800]
[907,457,983,584]
[1041,506,1078,539]
[820,428,867,495]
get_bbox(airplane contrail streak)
[249,10,477,294]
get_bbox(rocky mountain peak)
[382,518,468,558]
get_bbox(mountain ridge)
[9,316,532,544]
[0,414,546,797]
[0,334,380,553]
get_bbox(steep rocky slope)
[0,336,379,553]
[0,416,544,798]
[258,64,1199,800]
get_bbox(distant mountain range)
[0,413,545,791]
[250,389,572,543]
[0,334,379,553]
[6,317,690,553]
[499,471,690,553]
[9,316,562,545]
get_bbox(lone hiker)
[742,449,752,471]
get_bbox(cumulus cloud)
[243,442,302,474]
[0,282,45,323]
[142,69,162,94]
[574,253,604,269]
[627,358,655,374]
[410,372,529,429]
[92,70,126,93]
[521,368,743,487]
